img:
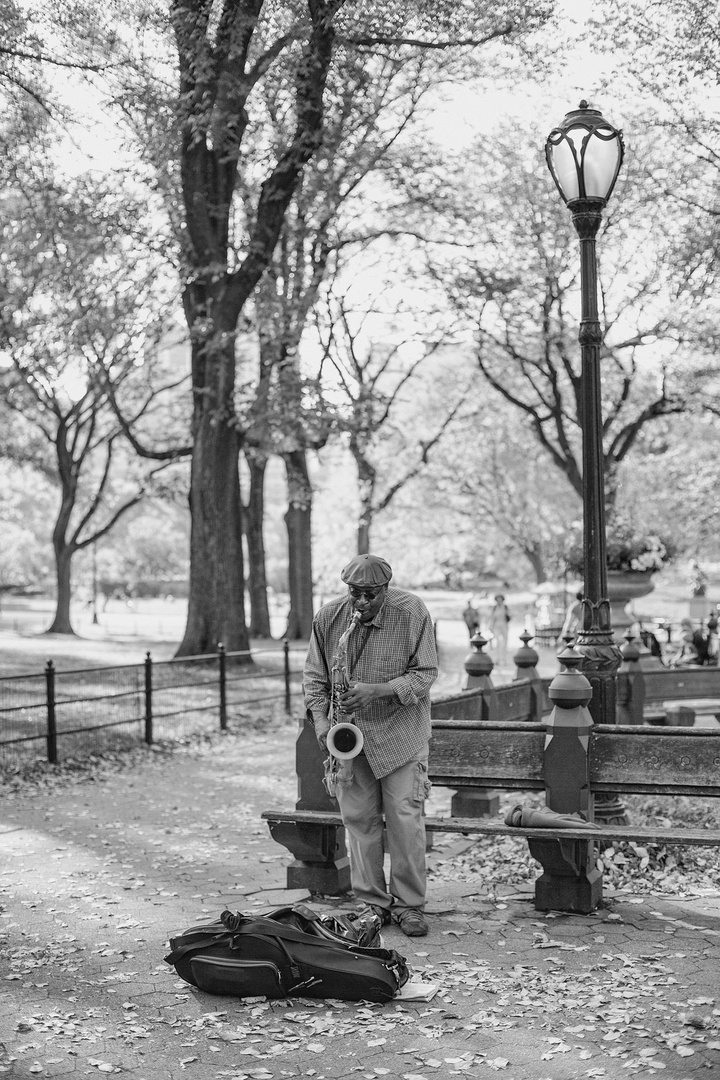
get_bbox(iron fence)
[0,642,304,764]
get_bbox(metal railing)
[0,642,304,764]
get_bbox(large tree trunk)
[47,453,77,635]
[357,520,370,555]
[47,543,75,635]
[245,451,272,638]
[356,460,375,555]
[283,449,314,640]
[523,546,547,585]
[170,0,339,659]
[176,331,250,658]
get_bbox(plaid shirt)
[303,588,438,778]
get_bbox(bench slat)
[429,726,546,785]
[428,774,544,791]
[636,668,720,705]
[431,680,546,724]
[427,722,720,796]
[591,729,720,794]
[261,810,720,848]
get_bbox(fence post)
[283,639,291,713]
[45,660,57,764]
[144,652,153,745]
[218,643,227,730]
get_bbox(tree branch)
[341,28,513,50]
[224,0,345,313]
[0,44,109,73]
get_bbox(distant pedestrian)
[671,618,710,667]
[462,596,480,640]
[561,591,584,640]
[707,611,719,660]
[639,626,665,663]
[488,593,511,663]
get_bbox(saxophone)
[324,611,364,794]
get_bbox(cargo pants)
[335,743,431,914]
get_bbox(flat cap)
[341,554,393,587]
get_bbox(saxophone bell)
[327,721,364,760]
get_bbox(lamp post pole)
[546,101,627,824]
[572,199,621,731]
[92,543,99,626]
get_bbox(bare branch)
[0,44,109,73]
[341,28,514,50]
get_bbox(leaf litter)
[2,735,720,1077]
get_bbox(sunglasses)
[348,585,386,601]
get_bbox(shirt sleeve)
[303,619,332,726]
[387,610,438,705]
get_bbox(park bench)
[617,657,720,726]
[263,649,720,915]
[429,675,550,815]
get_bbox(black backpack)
[165,903,410,1003]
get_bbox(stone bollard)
[527,643,603,913]
[513,629,544,722]
[616,630,645,725]
[461,630,496,693]
[451,632,499,818]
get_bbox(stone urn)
[606,570,655,640]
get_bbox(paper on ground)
[395,980,440,1001]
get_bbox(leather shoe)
[395,908,428,937]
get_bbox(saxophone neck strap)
[348,622,372,679]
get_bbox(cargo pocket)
[412,759,432,803]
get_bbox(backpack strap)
[164,931,231,967]
[229,919,402,967]
[228,918,355,951]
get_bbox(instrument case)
[165,903,409,1003]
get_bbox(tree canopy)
[4,0,720,626]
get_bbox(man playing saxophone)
[303,553,438,938]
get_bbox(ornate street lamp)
[545,101,626,823]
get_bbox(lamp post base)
[576,616,629,824]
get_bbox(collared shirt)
[303,587,438,778]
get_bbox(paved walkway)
[1,722,720,1080]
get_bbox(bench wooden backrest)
[429,720,720,798]
[431,678,550,724]
[622,665,720,704]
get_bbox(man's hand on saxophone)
[340,682,397,710]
